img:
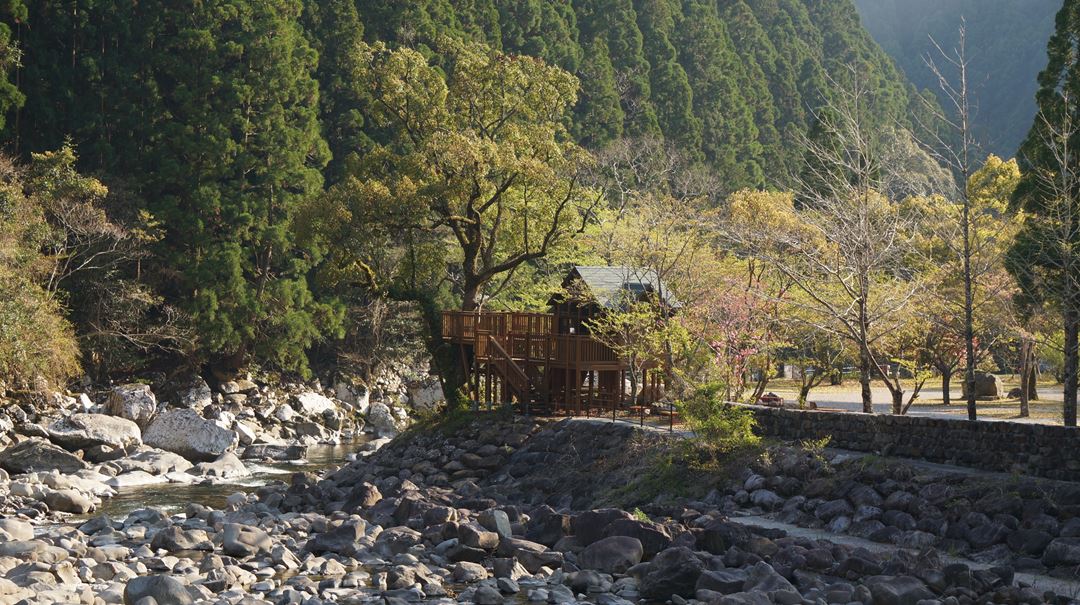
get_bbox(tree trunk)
[1064,305,1078,427]
[1027,355,1039,401]
[798,384,812,409]
[941,370,952,406]
[1019,338,1031,418]
[891,385,904,415]
[461,281,481,312]
[859,347,873,413]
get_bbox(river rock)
[123,574,194,605]
[0,438,87,474]
[241,444,308,461]
[222,523,272,558]
[579,536,643,574]
[1043,537,1080,566]
[45,488,95,514]
[142,409,238,462]
[640,547,704,599]
[48,413,142,451]
[0,519,33,541]
[864,576,934,605]
[106,384,159,428]
[122,448,195,475]
[295,391,336,417]
[368,402,403,434]
[190,452,249,479]
[307,520,367,556]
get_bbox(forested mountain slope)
[854,0,1058,158]
[0,0,933,378]
[5,0,924,193]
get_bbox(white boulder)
[47,413,142,451]
[105,384,159,428]
[142,409,238,463]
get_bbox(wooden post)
[588,371,595,417]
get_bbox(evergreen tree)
[573,37,625,148]
[302,0,370,184]
[576,0,660,137]
[676,0,762,187]
[0,1,24,131]
[635,0,701,155]
[138,1,339,372]
[1008,0,1080,427]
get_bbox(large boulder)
[295,391,336,417]
[367,402,405,434]
[578,536,643,574]
[44,489,95,514]
[222,523,272,558]
[962,372,1004,400]
[864,576,935,605]
[406,377,445,413]
[1043,538,1080,566]
[190,452,249,480]
[123,574,194,605]
[47,413,141,451]
[105,384,159,428]
[0,439,87,474]
[640,547,705,599]
[142,409,238,462]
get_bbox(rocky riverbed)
[0,368,439,521]
[2,415,1076,605]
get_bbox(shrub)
[0,273,80,389]
[677,382,760,452]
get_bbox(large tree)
[345,39,599,311]
[1009,0,1080,427]
[138,1,339,373]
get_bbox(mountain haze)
[854,0,1058,158]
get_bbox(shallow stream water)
[91,438,372,519]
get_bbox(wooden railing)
[442,310,623,368]
[442,311,554,342]
[487,335,530,395]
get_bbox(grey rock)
[44,489,94,514]
[865,576,934,605]
[579,536,644,574]
[640,547,704,600]
[123,575,194,605]
[0,438,87,474]
[696,569,748,595]
[143,409,238,462]
[241,444,308,461]
[1043,538,1080,566]
[190,452,249,479]
[307,521,366,557]
[107,384,159,428]
[474,585,504,605]
[222,523,272,558]
[478,509,513,540]
[48,413,142,451]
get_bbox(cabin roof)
[560,265,679,309]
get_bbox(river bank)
[2,416,1075,604]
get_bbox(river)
[90,437,373,519]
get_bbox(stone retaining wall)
[743,404,1080,480]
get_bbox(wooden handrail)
[487,334,529,393]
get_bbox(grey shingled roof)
[571,266,678,309]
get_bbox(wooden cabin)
[441,266,677,415]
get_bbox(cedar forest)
[4,0,1080,427]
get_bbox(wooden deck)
[442,310,662,415]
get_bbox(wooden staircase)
[486,334,549,414]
